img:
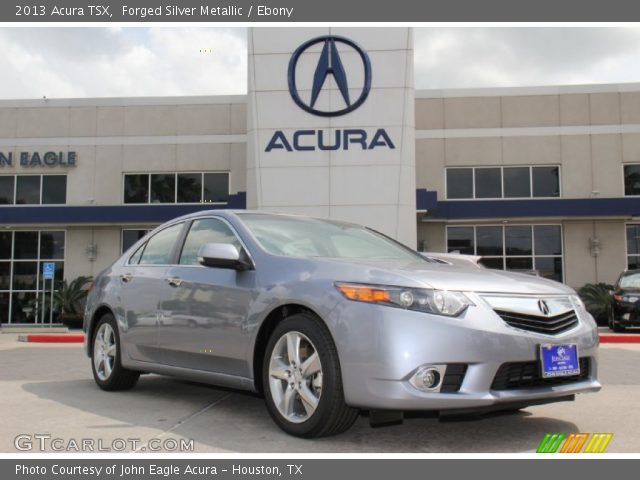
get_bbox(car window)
[138,223,183,265]
[179,218,243,265]
[128,243,145,265]
[240,214,425,262]
[620,272,640,289]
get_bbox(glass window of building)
[0,177,14,204]
[446,227,474,255]
[0,231,65,324]
[447,225,563,281]
[0,175,67,205]
[446,168,473,199]
[177,173,202,203]
[532,167,560,197]
[41,175,67,204]
[150,174,176,203]
[124,174,149,204]
[474,168,502,199]
[15,176,41,204]
[446,166,559,199]
[203,173,230,203]
[503,167,531,198]
[624,165,640,196]
[626,224,640,269]
[124,172,229,204]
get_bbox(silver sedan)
[84,211,600,437]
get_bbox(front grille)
[491,357,590,390]
[440,364,468,392]
[495,309,579,335]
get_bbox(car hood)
[316,258,574,295]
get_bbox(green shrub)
[578,282,614,324]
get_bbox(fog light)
[409,366,442,391]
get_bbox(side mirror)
[197,243,252,271]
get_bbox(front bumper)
[612,302,640,326]
[328,294,601,410]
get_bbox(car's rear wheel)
[91,314,140,391]
[262,312,359,438]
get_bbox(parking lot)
[2,333,640,453]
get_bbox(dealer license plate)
[540,344,580,378]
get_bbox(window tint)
[476,226,503,256]
[40,231,65,259]
[475,168,502,198]
[203,173,230,203]
[503,167,530,198]
[0,177,14,204]
[179,218,242,265]
[42,175,67,204]
[122,230,151,254]
[447,227,474,254]
[532,167,560,197]
[625,165,640,196]
[177,173,202,203]
[138,223,183,265]
[124,174,149,204]
[505,226,532,255]
[534,225,562,256]
[15,176,40,204]
[150,174,176,203]
[446,169,473,199]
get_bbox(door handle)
[166,277,184,287]
[120,273,132,283]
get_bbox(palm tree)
[54,276,93,317]
[578,282,614,325]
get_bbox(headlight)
[570,295,586,310]
[334,282,473,317]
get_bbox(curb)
[19,334,85,343]
[599,334,640,344]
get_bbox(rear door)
[119,222,185,364]
[157,217,256,376]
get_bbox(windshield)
[620,272,640,289]
[239,214,426,262]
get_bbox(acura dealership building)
[2,27,640,323]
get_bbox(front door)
[157,217,255,377]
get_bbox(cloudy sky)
[2,27,640,98]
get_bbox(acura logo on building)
[538,299,551,316]
[287,35,372,117]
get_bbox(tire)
[262,312,359,438]
[91,313,140,391]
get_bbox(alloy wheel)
[268,331,323,423]
[93,322,116,381]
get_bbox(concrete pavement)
[1,333,638,453]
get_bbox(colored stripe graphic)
[584,433,613,453]
[537,433,566,453]
[537,433,613,453]
[560,433,589,453]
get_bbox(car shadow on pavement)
[22,375,580,453]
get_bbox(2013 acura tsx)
[84,211,601,437]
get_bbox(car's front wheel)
[262,312,359,438]
[91,313,140,391]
